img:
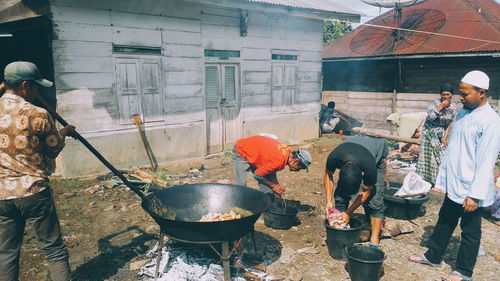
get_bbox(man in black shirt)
[324,136,389,246]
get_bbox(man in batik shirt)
[0,61,75,281]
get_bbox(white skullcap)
[461,70,489,90]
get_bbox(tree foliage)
[323,20,352,45]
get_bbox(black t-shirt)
[325,142,377,187]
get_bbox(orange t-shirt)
[235,136,290,177]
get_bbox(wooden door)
[205,63,240,154]
[115,57,163,124]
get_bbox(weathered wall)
[50,0,325,176]
[322,91,464,134]
[322,56,500,134]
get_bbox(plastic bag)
[394,171,431,197]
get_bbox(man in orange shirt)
[233,135,312,198]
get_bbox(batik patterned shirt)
[424,98,456,139]
[0,93,64,200]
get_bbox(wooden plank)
[346,99,393,107]
[162,30,202,45]
[110,10,200,32]
[51,5,110,25]
[242,94,270,107]
[164,57,203,71]
[348,92,392,99]
[396,100,433,109]
[397,93,440,101]
[165,84,203,98]
[296,91,321,103]
[241,48,271,60]
[242,83,271,96]
[165,71,203,86]
[163,44,203,58]
[297,51,322,62]
[241,60,271,72]
[297,71,321,83]
[242,71,271,84]
[55,72,114,90]
[112,26,162,47]
[201,12,239,27]
[165,96,204,112]
[53,56,112,73]
[297,61,321,72]
[52,40,112,57]
[53,22,112,42]
[297,82,320,92]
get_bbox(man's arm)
[345,184,373,216]
[254,173,284,195]
[338,115,352,126]
[324,168,336,212]
[466,122,500,211]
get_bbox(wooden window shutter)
[116,59,140,123]
[284,64,296,106]
[205,65,220,104]
[141,59,163,122]
[224,66,236,101]
[272,63,285,110]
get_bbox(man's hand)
[271,184,285,198]
[325,201,334,216]
[438,99,451,111]
[463,197,478,212]
[338,212,350,225]
[59,125,77,139]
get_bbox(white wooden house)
[0,0,360,177]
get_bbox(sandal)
[441,271,472,281]
[408,254,442,268]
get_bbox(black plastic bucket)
[324,218,362,260]
[263,201,299,230]
[383,186,430,220]
[346,244,385,281]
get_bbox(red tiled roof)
[323,0,500,59]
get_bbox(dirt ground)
[19,135,499,281]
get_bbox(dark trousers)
[424,196,482,278]
[0,188,71,281]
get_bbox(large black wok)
[143,183,271,242]
[38,96,271,243]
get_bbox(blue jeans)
[0,188,71,281]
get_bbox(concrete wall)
[49,0,327,176]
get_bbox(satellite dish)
[350,8,445,55]
[361,0,429,8]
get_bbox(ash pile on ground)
[139,241,276,281]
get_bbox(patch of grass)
[305,204,324,217]
[304,236,315,244]
[50,178,89,191]
[147,168,175,186]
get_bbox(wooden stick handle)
[36,96,146,200]
[352,127,420,144]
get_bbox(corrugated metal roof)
[323,0,500,59]
[245,0,362,16]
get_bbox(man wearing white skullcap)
[410,71,500,281]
